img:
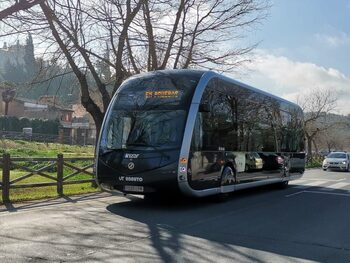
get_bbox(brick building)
[0,96,73,123]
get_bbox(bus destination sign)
[145,90,180,99]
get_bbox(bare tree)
[1,0,269,135]
[0,81,16,115]
[320,129,344,152]
[0,0,44,20]
[297,88,338,161]
[314,115,350,153]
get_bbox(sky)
[1,1,349,114]
[234,0,350,115]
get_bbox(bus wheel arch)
[220,163,236,186]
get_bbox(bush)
[0,116,60,135]
[306,160,322,168]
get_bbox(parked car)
[322,152,350,172]
[257,152,283,171]
[245,152,263,171]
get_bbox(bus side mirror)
[199,103,211,112]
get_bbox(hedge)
[0,116,59,135]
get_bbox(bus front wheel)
[216,166,235,202]
[276,180,289,189]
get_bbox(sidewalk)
[0,191,120,213]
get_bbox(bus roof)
[210,71,301,110]
[122,69,301,111]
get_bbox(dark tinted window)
[191,78,304,153]
[114,73,199,110]
[101,72,202,151]
[192,79,236,151]
[192,79,238,151]
[104,110,186,150]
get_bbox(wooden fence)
[0,153,95,203]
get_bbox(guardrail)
[0,154,96,203]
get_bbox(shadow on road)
[105,184,350,262]
[0,192,114,213]
[1,182,350,262]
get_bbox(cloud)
[235,50,350,114]
[315,31,350,48]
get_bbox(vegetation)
[0,139,97,204]
[1,0,269,135]
[1,172,98,204]
[0,116,60,134]
[0,139,94,157]
[0,0,43,20]
[306,160,322,169]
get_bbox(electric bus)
[95,70,305,197]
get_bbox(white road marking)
[290,180,307,185]
[285,191,305,197]
[291,178,346,186]
[320,182,350,192]
[286,190,350,198]
[292,180,327,189]
[303,190,350,197]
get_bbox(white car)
[322,152,350,171]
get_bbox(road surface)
[1,169,350,262]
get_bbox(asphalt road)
[1,169,350,263]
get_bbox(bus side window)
[191,114,203,151]
[198,80,217,151]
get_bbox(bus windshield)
[112,72,199,110]
[100,72,201,151]
[104,110,186,150]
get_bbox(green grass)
[3,183,98,203]
[0,139,100,204]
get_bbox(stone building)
[0,34,34,81]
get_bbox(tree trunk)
[4,102,9,116]
[81,97,104,138]
[312,139,319,156]
[306,134,313,162]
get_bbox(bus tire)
[216,166,235,202]
[220,166,235,186]
[276,180,289,189]
[143,193,158,201]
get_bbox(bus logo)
[128,162,135,170]
[125,153,140,159]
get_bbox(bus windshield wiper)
[126,142,149,146]
[127,142,164,151]
[100,148,121,156]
